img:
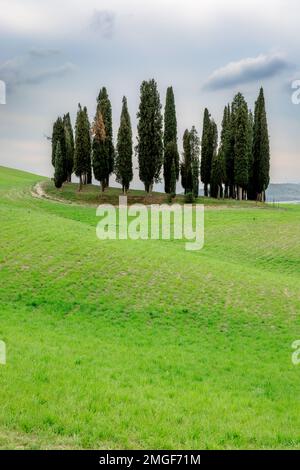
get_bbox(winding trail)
[31,181,74,205]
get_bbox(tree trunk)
[204,183,208,197]
[79,174,82,192]
[237,186,243,200]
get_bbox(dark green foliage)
[219,105,233,197]
[181,127,200,197]
[169,157,177,197]
[92,110,108,192]
[54,142,65,188]
[83,107,92,184]
[74,104,91,189]
[252,88,270,201]
[164,141,179,195]
[115,96,133,193]
[184,192,195,203]
[63,113,74,182]
[51,117,66,169]
[232,93,250,199]
[247,111,255,200]
[97,87,114,186]
[190,126,200,198]
[181,129,193,194]
[210,149,226,199]
[200,109,216,196]
[163,87,179,192]
[137,79,163,193]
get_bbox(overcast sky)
[0,0,300,186]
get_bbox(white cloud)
[0,51,76,89]
[204,53,291,90]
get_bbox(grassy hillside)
[0,166,300,449]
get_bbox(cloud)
[18,63,76,85]
[0,50,75,90]
[29,48,61,58]
[204,53,291,91]
[89,9,116,38]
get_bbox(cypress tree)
[169,157,177,198]
[54,142,65,188]
[137,79,163,193]
[232,93,250,200]
[210,120,218,197]
[252,87,270,201]
[51,117,66,169]
[92,110,108,192]
[200,108,214,196]
[164,141,179,195]
[190,126,200,198]
[97,87,114,187]
[246,110,255,200]
[74,104,91,191]
[181,129,193,194]
[163,86,179,193]
[219,105,232,198]
[63,113,74,182]
[83,106,92,184]
[210,149,226,199]
[115,96,133,193]
[226,104,236,198]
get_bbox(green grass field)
[0,165,300,449]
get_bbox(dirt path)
[31,181,73,204]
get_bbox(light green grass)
[0,165,300,449]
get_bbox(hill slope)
[0,166,300,449]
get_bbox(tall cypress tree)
[246,110,255,200]
[165,141,179,195]
[190,126,200,198]
[219,105,232,198]
[92,110,108,192]
[83,106,92,184]
[200,108,213,197]
[115,96,133,193]
[63,113,74,182]
[137,79,163,193]
[97,87,114,187]
[74,104,90,190]
[226,104,236,198]
[232,93,250,200]
[252,87,270,201]
[54,142,65,188]
[51,117,66,169]
[169,154,177,197]
[181,129,193,194]
[211,149,226,199]
[163,86,179,193]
